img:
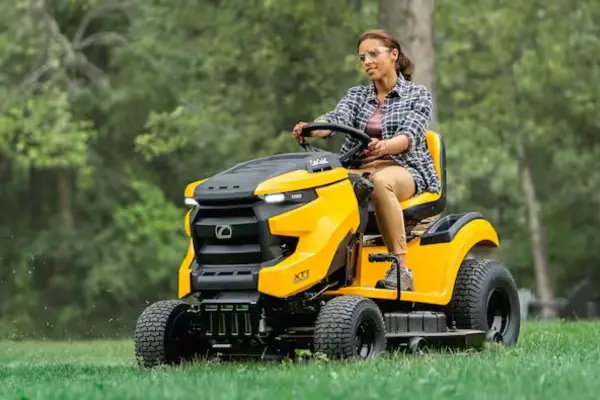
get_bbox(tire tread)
[314,295,385,359]
[450,258,520,344]
[134,300,188,368]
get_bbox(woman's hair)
[358,29,414,81]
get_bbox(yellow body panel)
[184,209,192,237]
[178,239,195,298]
[257,178,360,298]
[184,179,207,198]
[325,218,499,305]
[255,168,348,195]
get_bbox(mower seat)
[364,130,446,235]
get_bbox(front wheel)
[134,300,206,368]
[314,295,386,360]
[450,259,521,345]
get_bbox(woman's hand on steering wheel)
[364,138,387,158]
[292,121,309,143]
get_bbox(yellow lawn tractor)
[134,122,521,367]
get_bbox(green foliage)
[436,0,600,289]
[85,179,186,303]
[0,85,95,171]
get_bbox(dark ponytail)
[396,50,414,81]
[358,29,414,81]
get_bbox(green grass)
[1,321,600,400]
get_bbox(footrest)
[368,253,397,263]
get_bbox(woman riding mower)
[291,29,440,291]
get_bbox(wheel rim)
[168,309,197,360]
[409,337,428,354]
[486,288,511,336]
[355,319,377,358]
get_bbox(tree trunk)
[47,168,74,307]
[57,169,74,230]
[348,0,362,10]
[517,144,557,319]
[378,0,437,128]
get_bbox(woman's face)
[358,38,398,81]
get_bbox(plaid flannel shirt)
[318,75,441,194]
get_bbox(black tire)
[314,295,386,360]
[408,336,429,355]
[450,258,521,345]
[134,300,205,368]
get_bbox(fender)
[404,212,500,305]
[419,212,497,247]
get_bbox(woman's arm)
[389,87,433,153]
[365,87,433,158]
[311,86,362,138]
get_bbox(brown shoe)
[375,264,414,291]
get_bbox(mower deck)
[199,303,488,359]
[205,328,486,361]
[324,286,443,303]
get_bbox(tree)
[379,0,437,127]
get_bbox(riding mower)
[134,122,521,367]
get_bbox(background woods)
[1,0,599,339]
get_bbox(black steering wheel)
[299,122,372,168]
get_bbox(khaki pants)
[348,159,416,255]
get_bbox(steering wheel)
[299,122,372,168]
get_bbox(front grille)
[191,203,298,268]
[192,204,260,266]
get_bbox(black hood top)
[193,152,343,204]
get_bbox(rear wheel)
[450,259,521,345]
[134,300,207,368]
[314,295,386,360]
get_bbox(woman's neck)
[374,72,398,100]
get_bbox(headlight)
[264,193,285,203]
[184,197,198,207]
[261,189,317,204]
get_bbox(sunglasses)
[358,47,391,62]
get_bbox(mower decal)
[308,157,329,167]
[294,269,309,284]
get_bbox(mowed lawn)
[1,321,600,400]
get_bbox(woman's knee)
[369,172,394,193]
[369,179,395,206]
[373,167,415,200]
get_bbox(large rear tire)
[314,295,386,359]
[134,300,206,368]
[450,259,521,345]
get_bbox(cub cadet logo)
[215,224,232,239]
[309,157,328,167]
[294,269,309,284]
